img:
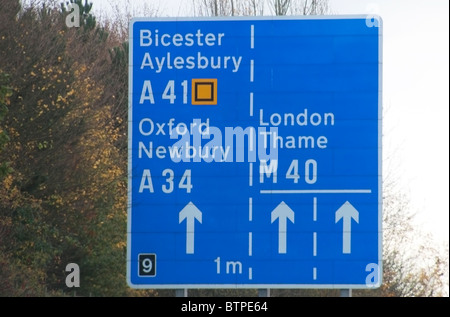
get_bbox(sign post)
[128,16,382,289]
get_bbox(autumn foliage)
[0,0,134,296]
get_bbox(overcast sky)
[326,0,449,246]
[90,0,449,246]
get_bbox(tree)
[268,0,329,15]
[193,0,329,17]
[0,72,12,179]
[269,0,291,15]
[0,0,147,296]
[97,0,160,43]
[0,70,14,295]
[193,0,236,16]
[353,177,449,297]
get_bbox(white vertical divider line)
[313,232,317,256]
[249,92,253,117]
[250,24,254,49]
[249,232,253,256]
[313,196,317,221]
[249,25,254,116]
[248,24,255,283]
[250,60,254,82]
[313,197,318,280]
[249,125,254,151]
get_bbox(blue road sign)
[127,16,382,289]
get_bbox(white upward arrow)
[271,201,295,254]
[335,201,359,254]
[179,201,202,254]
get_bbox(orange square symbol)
[192,79,217,105]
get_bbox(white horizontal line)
[260,189,372,194]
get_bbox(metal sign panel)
[127,16,382,289]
